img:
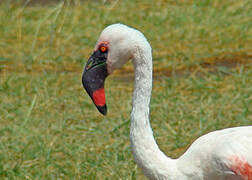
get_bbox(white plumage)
[91,24,252,180]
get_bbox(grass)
[0,0,252,179]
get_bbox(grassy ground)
[0,0,252,179]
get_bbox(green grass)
[0,0,252,179]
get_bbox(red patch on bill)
[92,88,106,106]
[229,156,252,180]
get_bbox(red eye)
[100,46,107,52]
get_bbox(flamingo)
[82,24,252,180]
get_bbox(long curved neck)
[130,45,177,179]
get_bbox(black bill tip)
[96,105,107,115]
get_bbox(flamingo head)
[82,24,137,115]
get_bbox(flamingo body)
[177,126,252,180]
[82,23,252,180]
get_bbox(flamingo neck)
[130,45,177,179]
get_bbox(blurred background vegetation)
[0,0,251,179]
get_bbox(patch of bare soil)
[1,53,251,80]
[200,53,251,69]
[112,53,252,82]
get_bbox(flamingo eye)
[99,46,108,53]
